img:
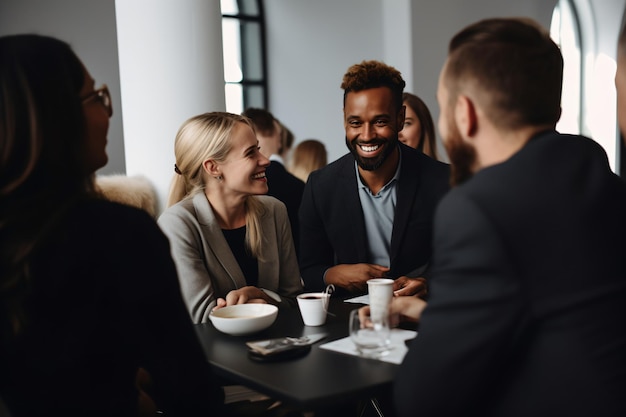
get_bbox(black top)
[222,226,259,287]
[0,199,224,417]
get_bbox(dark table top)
[194,299,402,409]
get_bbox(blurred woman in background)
[400,92,439,160]
[288,139,328,183]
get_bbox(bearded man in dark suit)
[387,18,626,417]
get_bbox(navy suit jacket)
[298,143,450,294]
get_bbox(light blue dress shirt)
[355,148,402,268]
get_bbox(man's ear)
[455,95,478,138]
[202,159,220,176]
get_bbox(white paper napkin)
[319,329,417,365]
[343,294,370,304]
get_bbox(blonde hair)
[289,139,328,182]
[167,112,265,257]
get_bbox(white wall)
[0,0,125,176]
[263,0,386,163]
[383,0,414,93]
[409,0,558,160]
[263,0,559,164]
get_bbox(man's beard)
[346,133,398,171]
[444,116,476,186]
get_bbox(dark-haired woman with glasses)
[0,34,224,416]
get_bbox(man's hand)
[324,263,390,293]
[393,276,427,297]
[388,295,427,322]
[359,295,427,326]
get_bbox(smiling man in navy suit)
[298,60,450,298]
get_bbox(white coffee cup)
[367,278,394,323]
[296,292,330,326]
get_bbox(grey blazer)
[158,193,303,323]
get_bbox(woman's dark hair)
[0,34,93,335]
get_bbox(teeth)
[253,172,266,179]
[360,144,380,152]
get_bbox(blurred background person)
[289,139,328,183]
[158,112,302,324]
[400,92,440,160]
[0,34,223,416]
[242,108,304,255]
[278,119,295,165]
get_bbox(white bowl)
[209,304,278,336]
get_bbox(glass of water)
[349,308,391,358]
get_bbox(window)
[221,0,268,114]
[551,0,621,173]
[550,0,582,135]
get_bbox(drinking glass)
[349,309,391,358]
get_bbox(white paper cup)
[296,292,330,326]
[367,278,394,323]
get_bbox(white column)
[115,0,225,214]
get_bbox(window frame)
[221,0,269,112]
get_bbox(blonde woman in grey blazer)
[158,112,303,324]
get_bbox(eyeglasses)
[81,84,113,117]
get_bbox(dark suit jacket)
[298,143,450,294]
[266,160,305,255]
[395,131,626,417]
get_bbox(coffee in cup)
[296,292,330,326]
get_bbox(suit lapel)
[390,146,420,264]
[339,157,370,260]
[256,205,273,287]
[193,193,247,288]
